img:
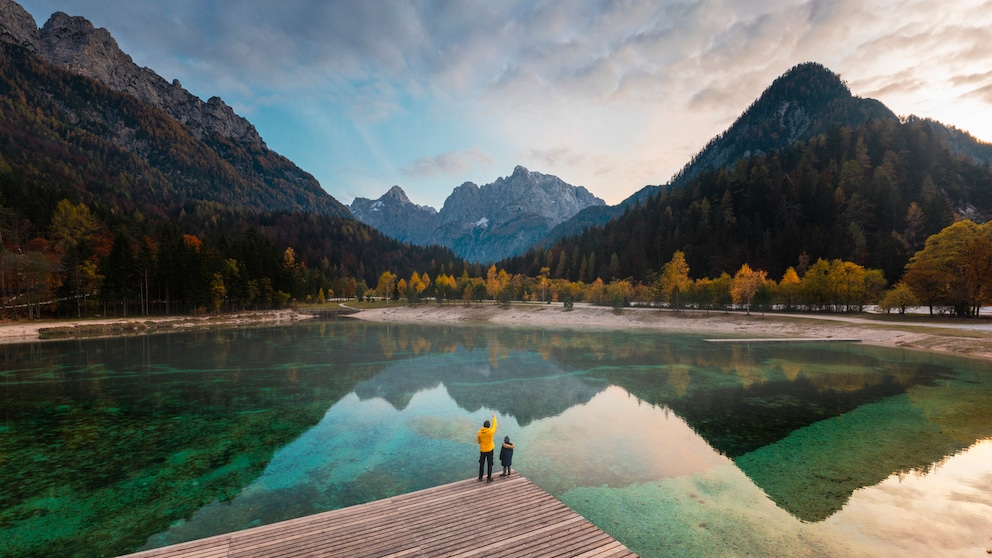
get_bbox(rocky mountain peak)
[383,185,413,205]
[0,0,39,51]
[352,167,606,261]
[40,11,133,83]
[350,186,437,245]
[0,0,351,218]
[511,165,531,178]
[0,0,264,148]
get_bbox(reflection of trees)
[734,392,978,522]
[356,324,967,455]
[607,348,951,459]
[0,324,383,557]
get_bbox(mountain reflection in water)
[1,320,989,557]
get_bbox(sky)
[16,0,992,209]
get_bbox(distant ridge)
[351,166,605,262]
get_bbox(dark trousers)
[479,450,494,479]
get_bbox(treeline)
[0,194,469,318]
[0,188,485,319]
[375,254,885,314]
[378,216,991,318]
[504,118,992,288]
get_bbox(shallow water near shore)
[1,320,990,557]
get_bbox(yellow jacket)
[477,417,497,452]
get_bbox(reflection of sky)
[827,439,992,557]
[560,438,992,557]
[520,386,732,490]
[145,383,731,546]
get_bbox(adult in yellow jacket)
[477,413,497,482]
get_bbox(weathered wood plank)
[119,475,637,558]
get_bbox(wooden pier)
[121,475,637,558]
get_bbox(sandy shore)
[2,303,990,361]
[349,302,992,361]
[0,309,316,345]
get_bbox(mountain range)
[355,62,992,261]
[350,165,605,262]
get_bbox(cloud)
[951,71,992,88]
[852,68,931,100]
[401,147,496,180]
[963,83,992,105]
[526,147,588,169]
[18,0,992,206]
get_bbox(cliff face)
[0,0,39,51]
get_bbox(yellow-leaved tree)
[731,263,767,315]
[656,250,691,311]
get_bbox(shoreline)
[347,303,992,361]
[0,309,317,345]
[1,303,990,361]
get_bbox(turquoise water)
[1,320,990,557]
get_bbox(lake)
[1,319,990,557]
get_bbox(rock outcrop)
[0,3,264,148]
[0,0,39,51]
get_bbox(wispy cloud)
[401,147,496,180]
[16,0,992,208]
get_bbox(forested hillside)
[669,62,899,187]
[0,41,465,317]
[537,63,903,248]
[504,117,992,285]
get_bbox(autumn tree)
[656,250,691,311]
[50,200,100,317]
[730,263,767,315]
[904,220,992,316]
[878,282,919,315]
[376,271,397,302]
[777,267,801,310]
[830,260,867,312]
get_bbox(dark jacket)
[499,442,514,466]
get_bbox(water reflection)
[1,321,990,558]
[352,347,604,424]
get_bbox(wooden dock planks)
[120,475,637,558]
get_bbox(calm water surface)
[1,319,990,557]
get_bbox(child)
[499,435,515,477]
